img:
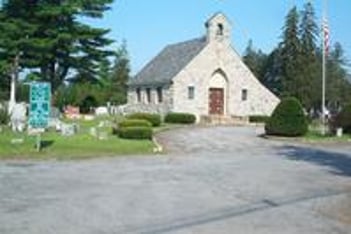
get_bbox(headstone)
[89,127,97,138]
[98,121,105,128]
[11,138,24,144]
[95,106,109,116]
[61,123,77,136]
[64,106,80,119]
[98,131,108,140]
[10,103,27,132]
[48,118,62,129]
[83,115,95,121]
[50,107,61,119]
[336,128,343,137]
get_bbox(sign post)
[28,82,51,152]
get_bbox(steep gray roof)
[128,37,207,87]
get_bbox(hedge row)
[119,119,152,128]
[126,113,161,127]
[164,113,196,124]
[118,127,153,140]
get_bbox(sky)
[91,0,351,75]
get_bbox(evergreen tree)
[0,0,114,93]
[325,43,351,111]
[280,6,301,98]
[298,2,319,109]
[107,42,130,105]
[0,0,36,101]
[262,47,284,95]
[242,39,268,82]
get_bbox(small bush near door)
[118,127,153,140]
[265,97,308,137]
[126,113,161,127]
[164,113,196,124]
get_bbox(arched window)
[217,23,224,36]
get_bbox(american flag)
[322,18,330,56]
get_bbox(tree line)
[243,2,351,114]
[0,0,129,111]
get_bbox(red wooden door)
[209,88,224,115]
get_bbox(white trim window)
[146,88,151,104]
[136,88,141,103]
[156,87,163,103]
[188,86,195,100]
[242,89,248,101]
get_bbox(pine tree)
[242,39,268,82]
[299,2,319,109]
[108,42,130,105]
[280,6,301,98]
[262,47,284,95]
[325,43,351,111]
[0,0,114,93]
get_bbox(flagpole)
[321,0,327,135]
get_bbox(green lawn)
[303,130,351,142]
[0,118,154,160]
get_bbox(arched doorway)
[208,70,228,115]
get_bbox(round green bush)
[164,112,196,124]
[126,113,161,127]
[334,104,351,134]
[118,119,152,128]
[118,127,153,140]
[265,97,308,137]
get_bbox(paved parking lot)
[1,126,351,234]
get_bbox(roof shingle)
[128,37,207,87]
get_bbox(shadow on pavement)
[278,145,351,177]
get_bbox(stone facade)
[127,13,280,121]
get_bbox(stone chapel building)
[127,13,280,122]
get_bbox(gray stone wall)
[126,86,173,116]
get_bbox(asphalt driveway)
[1,126,351,234]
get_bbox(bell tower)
[205,13,232,44]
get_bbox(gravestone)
[95,106,109,116]
[64,106,80,119]
[10,103,27,132]
[48,107,62,130]
[61,123,78,136]
[89,127,97,138]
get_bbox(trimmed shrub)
[265,97,308,137]
[0,108,9,125]
[126,113,161,127]
[164,112,196,124]
[333,104,351,134]
[118,127,153,140]
[118,119,152,128]
[249,115,270,123]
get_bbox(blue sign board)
[28,82,51,129]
